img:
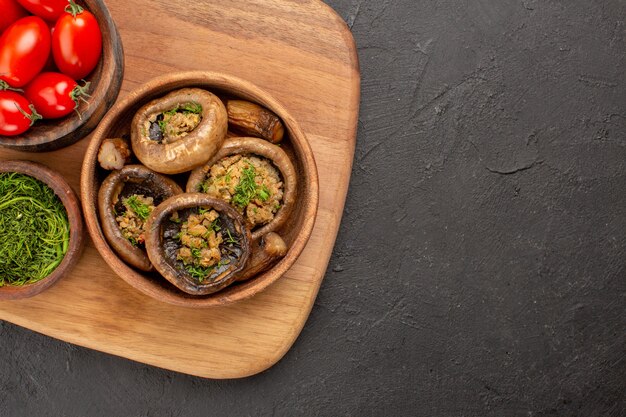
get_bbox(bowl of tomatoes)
[0,0,123,152]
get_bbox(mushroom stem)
[237,232,287,281]
[227,100,284,143]
[98,138,132,170]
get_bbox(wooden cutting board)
[0,0,359,379]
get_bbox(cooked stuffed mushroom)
[187,137,296,240]
[131,88,228,175]
[115,194,155,247]
[98,165,183,271]
[196,154,284,228]
[144,194,251,295]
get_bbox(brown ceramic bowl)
[0,0,124,152]
[0,160,84,300]
[80,71,319,307]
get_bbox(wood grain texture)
[0,0,359,378]
[0,0,124,152]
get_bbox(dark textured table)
[1,1,625,415]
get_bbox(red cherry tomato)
[0,16,52,88]
[0,91,42,136]
[16,0,69,22]
[24,72,90,119]
[0,0,29,34]
[52,2,102,80]
[42,20,58,71]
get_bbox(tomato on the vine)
[0,16,51,88]
[0,0,29,34]
[24,72,90,119]
[0,91,42,136]
[52,1,102,80]
[16,0,69,22]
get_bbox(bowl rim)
[80,71,319,307]
[0,160,84,300]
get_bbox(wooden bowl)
[0,0,124,152]
[81,71,319,307]
[0,160,84,300]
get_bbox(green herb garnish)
[0,173,70,286]
[198,181,210,193]
[232,164,272,208]
[124,195,151,221]
[156,103,203,137]
[257,185,270,202]
[164,102,202,117]
[225,229,239,245]
[185,264,214,282]
[232,165,256,208]
[181,102,202,114]
[157,118,168,133]
[209,218,221,232]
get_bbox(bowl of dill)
[0,160,84,300]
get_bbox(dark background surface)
[1,0,625,415]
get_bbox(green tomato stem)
[70,80,91,119]
[0,80,23,92]
[15,103,43,126]
[65,0,84,17]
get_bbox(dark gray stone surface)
[1,0,625,415]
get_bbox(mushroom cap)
[144,193,252,295]
[131,88,228,174]
[98,165,183,271]
[186,137,297,240]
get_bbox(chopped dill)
[157,103,202,135]
[232,164,272,208]
[209,218,221,232]
[257,185,270,202]
[185,264,214,282]
[0,173,70,286]
[157,118,168,133]
[124,195,151,221]
[198,181,210,193]
[225,229,239,245]
[180,102,202,114]
[164,102,203,117]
